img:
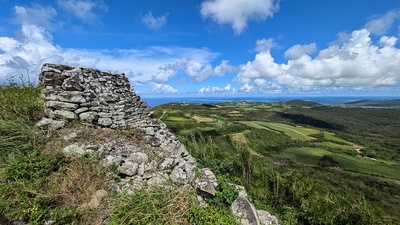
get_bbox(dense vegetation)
[153,100,400,224]
[0,85,238,224]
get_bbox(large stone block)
[46,101,79,110]
[57,91,87,103]
[98,118,112,127]
[118,162,139,176]
[54,110,77,120]
[231,197,260,225]
[195,168,217,197]
[79,111,99,123]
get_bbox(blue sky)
[1,0,400,97]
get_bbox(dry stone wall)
[39,63,152,129]
[37,63,280,225]
[37,63,202,188]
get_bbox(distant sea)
[141,95,399,108]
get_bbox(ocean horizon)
[141,95,400,108]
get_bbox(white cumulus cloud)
[379,36,397,47]
[234,29,400,92]
[200,0,280,35]
[234,38,283,84]
[0,23,226,92]
[239,83,254,92]
[141,11,168,30]
[152,83,178,94]
[199,84,236,94]
[284,43,317,59]
[152,59,237,84]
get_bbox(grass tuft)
[109,186,196,225]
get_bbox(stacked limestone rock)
[38,63,150,129]
[37,63,200,188]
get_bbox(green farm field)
[279,147,400,180]
[242,121,316,141]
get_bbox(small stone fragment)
[63,144,86,155]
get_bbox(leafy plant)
[206,176,239,208]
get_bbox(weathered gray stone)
[175,144,189,157]
[54,110,77,120]
[147,173,169,186]
[63,144,86,155]
[148,137,161,147]
[98,117,112,127]
[46,101,79,110]
[257,210,281,225]
[231,197,260,225]
[118,162,139,176]
[75,107,89,114]
[35,117,65,130]
[129,152,148,164]
[98,112,112,118]
[170,167,187,183]
[62,69,84,91]
[138,162,145,176]
[41,64,62,73]
[185,162,197,184]
[105,155,122,166]
[195,168,217,197]
[45,93,61,101]
[145,127,155,136]
[159,157,175,170]
[79,111,99,123]
[58,91,86,103]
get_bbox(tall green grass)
[0,85,42,123]
[0,120,45,163]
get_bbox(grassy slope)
[153,101,400,224]
[0,86,237,224]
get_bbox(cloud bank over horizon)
[0,1,400,95]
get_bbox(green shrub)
[206,176,239,209]
[188,204,237,225]
[318,155,340,168]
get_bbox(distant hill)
[344,99,400,107]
